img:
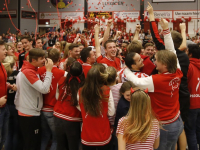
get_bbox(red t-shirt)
[82,63,92,78]
[98,56,121,71]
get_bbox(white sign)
[61,12,84,19]
[174,11,200,19]
[153,0,195,2]
[114,12,139,19]
[144,11,172,18]
[39,13,60,20]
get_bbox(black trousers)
[82,140,112,150]
[54,116,81,150]
[18,115,41,150]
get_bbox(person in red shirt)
[124,20,184,149]
[54,61,85,150]
[0,40,16,149]
[77,64,115,149]
[185,44,200,150]
[127,25,156,76]
[37,48,66,150]
[94,23,121,71]
[80,47,96,77]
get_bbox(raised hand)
[107,19,113,27]
[159,18,169,30]
[179,23,186,31]
[147,2,153,15]
[135,25,141,33]
[45,58,53,72]
[0,95,7,106]
[94,23,100,33]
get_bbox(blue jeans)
[0,105,10,149]
[156,116,183,150]
[185,109,200,150]
[41,111,57,150]
[5,105,22,150]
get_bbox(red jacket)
[149,69,183,124]
[79,85,112,146]
[38,66,65,111]
[140,54,156,76]
[0,63,7,108]
[54,77,82,122]
[187,58,200,109]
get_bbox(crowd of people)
[0,2,200,150]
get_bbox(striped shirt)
[108,83,123,125]
[116,117,160,150]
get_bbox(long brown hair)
[81,64,109,117]
[61,61,85,106]
[122,90,157,144]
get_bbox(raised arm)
[133,25,141,41]
[148,2,165,50]
[94,24,101,58]
[124,68,154,92]
[178,23,187,51]
[114,31,122,40]
[73,33,80,44]
[160,18,181,69]
[102,19,113,45]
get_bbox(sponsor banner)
[40,12,60,19]
[61,12,84,19]
[0,10,17,18]
[88,12,112,19]
[102,1,124,6]
[144,11,172,18]
[174,11,200,19]
[114,12,139,19]
[40,12,83,20]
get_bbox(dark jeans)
[82,140,112,150]
[54,116,81,150]
[41,111,57,150]
[110,127,118,150]
[18,115,41,150]
[0,105,10,149]
[185,109,200,150]
[5,105,22,150]
[156,116,183,150]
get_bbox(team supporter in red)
[0,40,9,149]
[54,60,85,150]
[77,64,115,150]
[98,40,121,71]
[119,52,148,82]
[80,47,96,77]
[93,23,121,71]
[68,43,83,64]
[37,48,67,150]
[124,46,183,150]
[127,25,156,75]
[185,44,200,150]
[117,89,160,150]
